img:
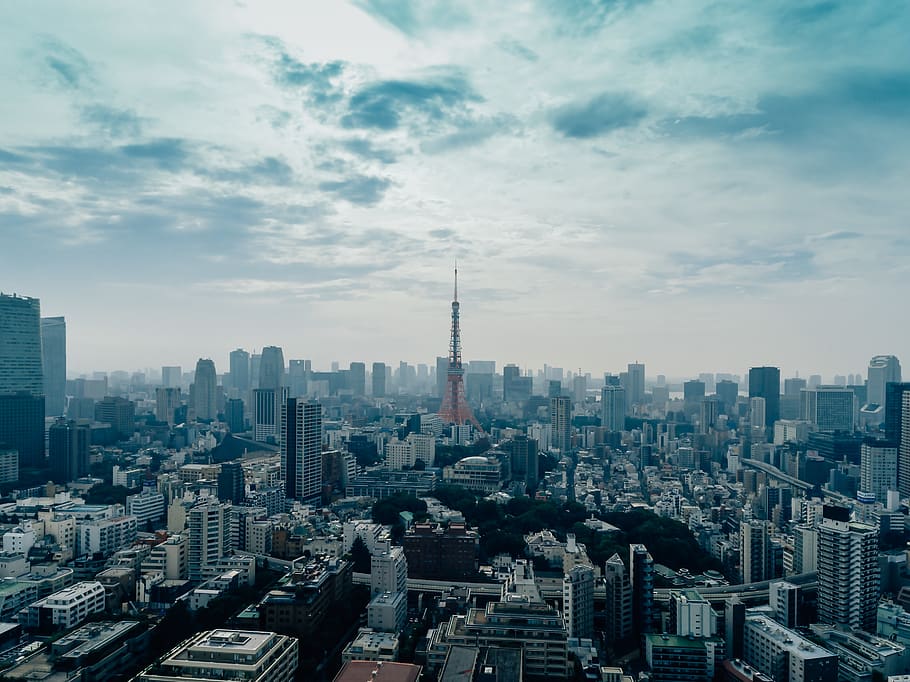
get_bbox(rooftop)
[645,633,708,650]
[184,630,272,655]
[334,661,421,682]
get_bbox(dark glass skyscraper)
[40,316,66,417]
[0,393,45,467]
[0,293,43,395]
[280,398,322,502]
[749,366,780,428]
[48,418,89,483]
[372,362,386,398]
[217,461,246,504]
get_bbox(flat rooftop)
[184,630,272,655]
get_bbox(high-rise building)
[435,356,447,398]
[40,316,66,417]
[229,349,250,394]
[0,293,43,396]
[349,362,366,397]
[259,347,285,392]
[0,393,44,467]
[161,366,182,389]
[563,564,595,640]
[750,397,766,430]
[885,382,910,445]
[816,505,878,632]
[48,418,90,484]
[550,396,571,452]
[250,353,261,389]
[192,359,217,421]
[218,461,246,504]
[503,364,520,402]
[860,439,897,504]
[627,362,645,407]
[740,520,772,583]
[630,544,654,635]
[604,552,632,646]
[868,355,901,408]
[715,379,739,415]
[280,398,323,503]
[668,589,716,638]
[155,388,181,425]
[601,385,625,432]
[902,391,910,497]
[372,362,386,398]
[370,546,407,596]
[700,398,720,433]
[504,435,538,488]
[749,366,780,428]
[769,581,800,628]
[801,386,856,432]
[225,398,244,433]
[683,380,706,409]
[187,499,232,581]
[252,388,285,444]
[94,396,135,439]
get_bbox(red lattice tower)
[437,266,482,431]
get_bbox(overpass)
[741,459,814,492]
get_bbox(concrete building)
[371,546,407,596]
[367,591,407,633]
[402,523,479,581]
[644,633,722,682]
[550,396,572,452]
[18,581,106,632]
[385,433,435,469]
[442,456,502,494]
[630,544,654,635]
[137,629,298,682]
[669,589,717,638]
[801,386,857,432]
[48,418,90,484]
[77,515,138,558]
[155,387,181,425]
[94,396,136,439]
[817,505,878,632]
[563,564,595,640]
[868,355,901,408]
[860,439,898,505]
[127,489,166,526]
[141,535,187,580]
[341,628,400,663]
[604,552,632,645]
[743,614,838,682]
[280,397,322,503]
[187,499,232,582]
[0,448,18,484]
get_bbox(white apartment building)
[127,489,166,525]
[141,535,188,580]
[138,629,298,682]
[744,614,838,682]
[385,433,436,469]
[563,565,595,640]
[19,581,106,631]
[367,591,407,632]
[77,515,138,558]
[371,546,407,596]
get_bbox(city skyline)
[2,2,909,374]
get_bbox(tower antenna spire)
[438,263,482,433]
[454,260,458,302]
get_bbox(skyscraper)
[280,398,323,503]
[550,396,571,452]
[0,293,43,395]
[155,387,181,425]
[716,379,739,415]
[48,418,89,483]
[749,366,780,428]
[259,346,285,392]
[0,393,45,467]
[225,398,244,433]
[900,391,910,497]
[192,359,217,421]
[859,439,897,504]
[601,385,625,432]
[816,505,877,632]
[630,544,654,635]
[161,366,182,389]
[740,520,772,583]
[40,316,66,417]
[372,362,386,398]
[253,388,285,444]
[867,355,901,408]
[503,364,520,402]
[885,382,910,445]
[801,386,856,432]
[349,362,366,397]
[627,362,645,407]
[94,396,135,439]
[229,349,250,394]
[218,461,246,505]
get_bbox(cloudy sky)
[1,1,908,380]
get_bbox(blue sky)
[1,0,908,378]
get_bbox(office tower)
[94,396,135,439]
[749,366,780,428]
[668,589,716,637]
[187,499,232,581]
[750,397,766,430]
[0,293,43,396]
[700,397,719,433]
[280,398,323,502]
[287,360,308,397]
[868,356,901,407]
[781,377,806,419]
[48,418,89,483]
[550,396,571,452]
[155,387,181,425]
[716,379,738,414]
[161,366,182,389]
[885,382,910,444]
[563,564,595,639]
[740,520,772,583]
[192,359,217,421]
[604,553,632,645]
[0,393,44,467]
[504,435,538,488]
[437,268,481,430]
[348,362,366,397]
[40,316,65,416]
[218,461,246,504]
[801,386,856,432]
[860,439,897,504]
[229,349,250,394]
[627,362,645,406]
[572,375,586,404]
[683,379,706,406]
[548,379,563,398]
[630,544,654,635]
[259,346,284,391]
[784,377,807,396]
[601,385,625,432]
[900,391,910,497]
[435,356,447,398]
[503,364,520,402]
[250,353,261,389]
[252,388,284,444]
[225,398,244,433]
[371,362,386,398]
[817,505,878,632]
[808,374,822,389]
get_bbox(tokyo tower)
[437,265,482,431]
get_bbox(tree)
[350,536,371,573]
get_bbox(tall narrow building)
[229,349,250,394]
[816,505,878,632]
[630,544,654,635]
[0,293,43,395]
[259,346,285,392]
[372,362,386,398]
[155,387,181,425]
[627,362,645,407]
[187,499,232,581]
[48,418,89,483]
[192,359,217,421]
[749,366,780,428]
[604,553,632,646]
[550,396,572,452]
[40,316,66,417]
[349,362,366,397]
[901,391,910,497]
[601,385,625,432]
[867,355,901,408]
[563,564,595,640]
[218,461,246,505]
[280,398,323,503]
